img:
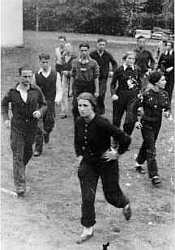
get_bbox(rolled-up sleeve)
[93,61,100,79]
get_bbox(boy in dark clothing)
[135,71,170,185]
[158,41,174,108]
[1,66,47,196]
[90,38,117,114]
[111,51,142,136]
[134,36,155,90]
[33,53,61,156]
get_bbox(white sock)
[135,161,143,167]
[81,226,94,236]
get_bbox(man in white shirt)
[55,35,67,74]
[1,65,47,196]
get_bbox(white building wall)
[1,0,23,47]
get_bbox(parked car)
[134,29,152,39]
[151,31,170,40]
[151,27,172,40]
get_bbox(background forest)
[23,0,174,36]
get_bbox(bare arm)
[94,78,99,96]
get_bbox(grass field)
[1,31,175,250]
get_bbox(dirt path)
[1,110,175,250]
[1,31,175,250]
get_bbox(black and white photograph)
[1,0,174,249]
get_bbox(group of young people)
[1,34,174,244]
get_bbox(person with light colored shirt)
[33,53,62,156]
[1,66,47,197]
[60,42,76,118]
[55,35,67,74]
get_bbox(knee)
[36,127,43,136]
[146,148,156,160]
[104,192,116,206]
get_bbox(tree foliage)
[23,0,174,34]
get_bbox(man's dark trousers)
[78,159,129,227]
[165,71,174,104]
[113,90,139,135]
[35,101,55,153]
[136,120,161,178]
[98,78,108,115]
[10,128,35,193]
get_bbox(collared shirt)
[123,64,135,71]
[90,50,117,79]
[71,57,99,82]
[38,66,52,78]
[16,84,30,103]
[110,65,141,94]
[1,83,47,133]
[74,115,131,163]
[78,56,90,64]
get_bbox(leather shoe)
[135,166,145,174]
[152,176,161,185]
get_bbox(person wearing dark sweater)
[134,36,155,90]
[111,51,142,136]
[1,66,47,197]
[33,53,61,156]
[90,38,117,114]
[74,92,131,244]
[158,41,174,108]
[135,71,170,185]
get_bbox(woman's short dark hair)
[77,92,97,110]
[122,51,135,60]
